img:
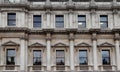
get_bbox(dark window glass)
[100,15,108,29]
[95,0,113,2]
[50,0,68,2]
[73,0,90,2]
[28,0,46,2]
[33,15,41,28]
[102,50,110,65]
[56,50,65,65]
[6,49,16,65]
[33,50,42,65]
[8,13,16,26]
[79,50,88,65]
[55,15,64,28]
[117,0,120,2]
[78,15,86,28]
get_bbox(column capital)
[46,33,51,40]
[92,33,97,41]
[69,33,75,40]
[114,33,120,40]
[20,35,28,40]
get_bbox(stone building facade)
[0,0,120,72]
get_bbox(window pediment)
[29,42,45,48]
[52,42,68,47]
[98,42,114,47]
[2,41,19,46]
[75,42,91,47]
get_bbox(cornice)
[1,2,120,11]
[0,27,118,35]
[0,27,29,33]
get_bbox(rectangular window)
[33,50,42,65]
[33,15,42,28]
[100,15,108,28]
[79,50,88,65]
[6,49,16,65]
[78,15,86,28]
[102,50,110,65]
[7,13,16,26]
[56,50,65,65]
[55,15,64,28]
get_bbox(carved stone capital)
[113,9,118,14]
[44,1,52,10]
[114,33,120,40]
[46,33,51,40]
[66,1,75,10]
[20,34,28,40]
[92,33,97,41]
[69,33,75,40]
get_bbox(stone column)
[46,33,51,71]
[0,37,3,65]
[46,12,51,27]
[114,33,120,70]
[69,12,73,28]
[20,35,27,72]
[92,33,98,71]
[69,33,74,70]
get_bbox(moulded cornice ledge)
[0,27,30,32]
[0,3,29,9]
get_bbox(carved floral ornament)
[28,42,46,52]
[75,42,92,52]
[2,41,19,51]
[52,42,69,52]
[97,42,115,52]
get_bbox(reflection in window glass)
[56,50,65,65]
[6,49,16,65]
[8,13,16,26]
[79,50,88,65]
[33,50,42,65]
[100,15,108,29]
[102,50,110,65]
[55,15,64,28]
[78,15,86,28]
[33,15,42,28]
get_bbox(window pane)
[100,15,108,21]
[8,13,16,19]
[56,15,64,28]
[78,15,86,28]
[7,13,16,26]
[78,15,86,21]
[79,50,88,65]
[6,49,16,65]
[56,50,65,65]
[100,15,108,28]
[33,15,41,28]
[33,50,42,65]
[102,50,110,65]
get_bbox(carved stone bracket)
[20,34,28,40]
[69,33,75,41]
[114,33,120,41]
[92,33,97,41]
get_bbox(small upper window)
[78,15,86,28]
[100,15,108,29]
[33,15,42,28]
[79,50,88,65]
[7,13,16,26]
[55,15,64,28]
[102,50,110,65]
